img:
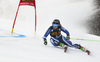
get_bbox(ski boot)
[86,50,90,55]
[64,46,68,52]
[62,45,68,52]
[79,46,90,55]
[58,42,68,52]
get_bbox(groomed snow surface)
[0,0,100,62]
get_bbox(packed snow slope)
[0,0,100,62]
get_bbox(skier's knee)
[73,44,81,49]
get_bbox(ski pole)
[71,38,100,42]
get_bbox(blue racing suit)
[43,26,81,49]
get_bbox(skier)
[43,19,90,55]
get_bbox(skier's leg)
[50,37,68,52]
[61,36,90,54]
[73,44,90,55]
[50,37,67,48]
[50,37,60,46]
[61,36,73,47]
[62,36,84,49]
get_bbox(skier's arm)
[43,27,51,45]
[61,26,70,40]
[61,26,70,36]
[43,27,51,39]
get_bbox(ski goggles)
[52,24,59,27]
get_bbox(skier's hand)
[43,38,47,45]
[66,36,70,40]
[44,40,47,45]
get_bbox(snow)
[0,0,100,62]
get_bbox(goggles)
[52,24,59,27]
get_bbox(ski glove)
[66,36,70,40]
[43,38,47,45]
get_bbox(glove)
[43,38,47,45]
[66,36,70,40]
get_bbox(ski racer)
[43,19,90,55]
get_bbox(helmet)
[52,19,60,25]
